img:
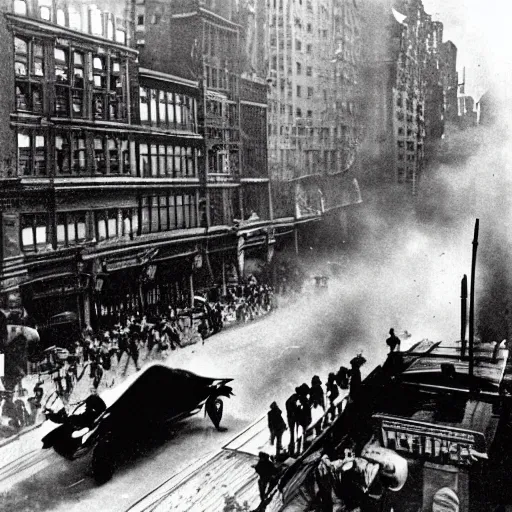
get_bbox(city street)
[0,231,470,512]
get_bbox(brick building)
[0,0,214,329]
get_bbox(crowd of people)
[254,354,367,503]
[0,281,279,438]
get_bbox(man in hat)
[386,328,401,353]
[267,401,287,456]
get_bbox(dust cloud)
[253,98,512,398]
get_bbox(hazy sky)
[422,0,512,101]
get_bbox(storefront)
[20,272,88,328]
[91,264,141,328]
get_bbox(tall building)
[128,0,274,283]
[0,0,210,328]
[266,0,364,246]
[441,41,458,125]
[359,0,457,196]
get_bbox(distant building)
[359,0,456,196]
[441,41,458,124]
[458,95,478,129]
[266,0,364,246]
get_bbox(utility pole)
[468,219,479,391]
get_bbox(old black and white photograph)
[0,0,510,511]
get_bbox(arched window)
[38,0,52,21]
[13,0,27,15]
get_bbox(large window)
[115,17,127,44]
[72,51,85,115]
[108,58,123,119]
[56,211,87,247]
[92,55,107,119]
[21,214,48,252]
[17,132,46,176]
[95,208,136,241]
[137,142,196,177]
[94,137,106,173]
[140,192,198,234]
[93,136,131,174]
[55,135,71,174]
[89,6,103,36]
[139,86,196,131]
[68,7,81,30]
[14,0,27,15]
[54,46,69,115]
[72,135,87,173]
[15,37,44,113]
[53,47,85,117]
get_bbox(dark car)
[41,363,234,483]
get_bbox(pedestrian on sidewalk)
[117,327,129,364]
[198,317,209,345]
[124,334,141,374]
[253,452,278,502]
[165,320,183,350]
[386,328,401,353]
[267,401,287,456]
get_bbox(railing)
[288,395,349,458]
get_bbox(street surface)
[0,249,465,512]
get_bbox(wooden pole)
[469,219,479,390]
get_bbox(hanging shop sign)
[100,248,160,273]
[30,274,87,300]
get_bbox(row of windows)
[397,141,416,152]
[204,65,237,93]
[21,209,137,252]
[139,144,196,178]
[17,131,198,178]
[13,0,128,44]
[203,23,236,61]
[140,194,198,234]
[20,197,197,252]
[15,37,127,121]
[139,87,196,131]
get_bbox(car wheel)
[92,437,116,484]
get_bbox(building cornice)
[139,67,199,89]
[6,13,138,56]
